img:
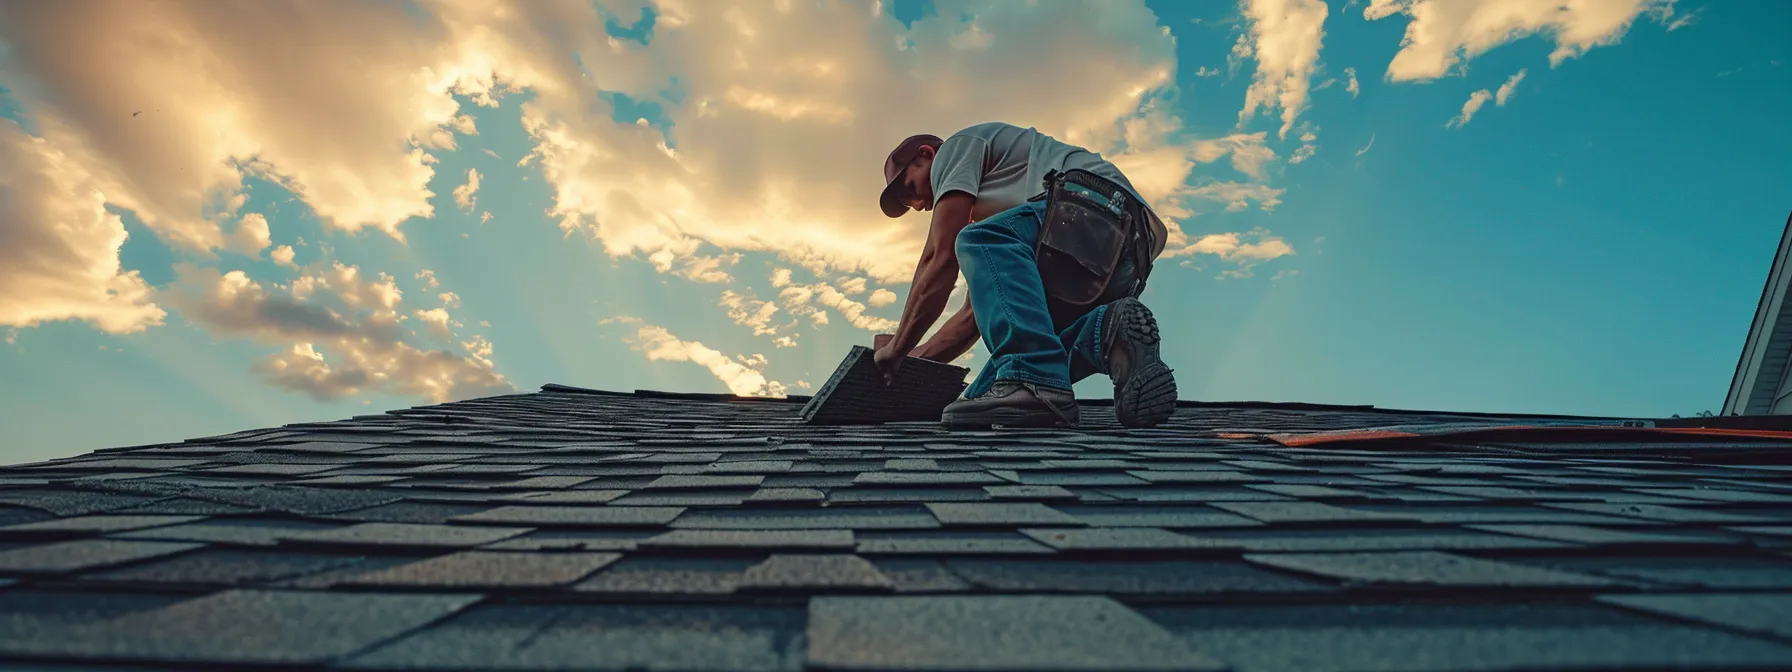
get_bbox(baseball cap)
[879,133,942,218]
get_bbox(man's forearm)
[914,300,978,362]
[889,255,959,354]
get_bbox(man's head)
[879,133,942,217]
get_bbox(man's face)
[898,149,936,212]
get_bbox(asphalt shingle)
[805,595,1222,671]
[0,539,202,573]
[641,529,856,552]
[739,554,894,592]
[923,502,1083,526]
[339,550,620,587]
[281,522,532,548]
[0,589,479,664]
[1245,551,1627,588]
[452,505,686,527]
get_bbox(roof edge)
[539,384,1633,422]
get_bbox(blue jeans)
[956,200,1139,399]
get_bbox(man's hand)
[873,340,905,387]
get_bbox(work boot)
[942,381,1079,429]
[1103,297,1177,428]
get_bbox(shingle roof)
[3,384,1792,670]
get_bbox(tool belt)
[1030,168,1155,306]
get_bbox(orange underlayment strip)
[1269,424,1792,447]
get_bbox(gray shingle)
[0,515,205,536]
[0,539,202,573]
[1348,504,1663,526]
[642,529,855,552]
[984,485,1077,501]
[184,486,403,515]
[1511,554,1792,589]
[0,589,479,664]
[1183,527,1576,553]
[645,474,765,489]
[946,559,1332,595]
[202,463,342,476]
[869,558,974,592]
[1141,603,1792,672]
[573,557,757,595]
[999,472,1148,486]
[347,603,804,671]
[854,471,1005,486]
[453,505,685,527]
[1468,524,1746,547]
[1211,502,1410,524]
[494,490,630,504]
[478,530,657,551]
[494,476,597,489]
[1640,487,1792,503]
[746,487,826,504]
[923,502,1083,526]
[82,549,363,586]
[739,554,893,592]
[1601,593,1792,640]
[805,595,1222,671]
[281,522,531,548]
[1245,483,1366,498]
[1245,551,1626,587]
[857,532,1056,555]
[111,518,341,546]
[1020,527,1223,551]
[670,507,941,530]
[1054,505,1262,529]
[340,550,619,587]
[1542,502,1776,523]
[1127,469,1263,484]
[611,490,752,506]
[1098,486,1293,503]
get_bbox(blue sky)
[1,0,1787,465]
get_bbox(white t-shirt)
[929,121,1166,258]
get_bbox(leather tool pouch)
[1032,168,1144,306]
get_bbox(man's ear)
[917,144,936,159]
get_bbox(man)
[870,122,1177,428]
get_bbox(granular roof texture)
[2,383,1792,671]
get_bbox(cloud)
[867,288,898,308]
[414,307,459,338]
[1184,182,1285,214]
[1365,0,1682,81]
[1449,69,1526,128]
[226,213,272,256]
[1344,66,1361,97]
[779,279,899,333]
[452,168,481,212]
[0,1,474,248]
[1495,68,1527,106]
[440,291,461,308]
[415,269,440,290]
[161,261,511,403]
[1447,89,1493,128]
[1355,133,1376,157]
[718,290,782,337]
[1289,123,1319,164]
[270,245,298,268]
[623,322,788,397]
[1234,0,1330,139]
[1272,268,1299,281]
[649,251,739,284]
[1177,226,1295,279]
[1195,65,1222,77]
[0,119,165,334]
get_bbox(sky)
[1,0,1787,465]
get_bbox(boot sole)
[943,406,1080,429]
[1111,299,1177,428]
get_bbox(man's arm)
[912,298,977,362]
[887,191,977,356]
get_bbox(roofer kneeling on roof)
[871,122,1177,429]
